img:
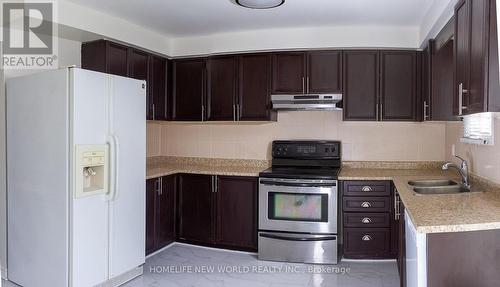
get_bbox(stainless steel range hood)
[271,94,342,111]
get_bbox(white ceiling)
[65,0,437,38]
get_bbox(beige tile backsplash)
[148,111,447,162]
[445,118,500,184]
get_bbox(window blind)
[461,113,494,145]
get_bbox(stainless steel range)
[258,140,341,264]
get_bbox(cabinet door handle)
[423,100,429,120]
[361,217,372,224]
[394,190,401,220]
[152,104,155,120]
[361,186,372,192]
[233,104,236,121]
[213,176,216,193]
[362,235,372,241]
[160,177,163,196]
[154,179,158,194]
[306,76,310,93]
[302,77,305,93]
[458,83,468,116]
[380,103,383,120]
[155,178,162,196]
[211,176,215,193]
[376,103,379,121]
[361,202,372,208]
[237,104,240,121]
[201,105,205,122]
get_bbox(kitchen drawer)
[343,197,391,212]
[343,228,391,258]
[344,213,390,228]
[343,181,391,197]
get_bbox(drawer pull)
[362,235,372,241]
[361,186,373,192]
[361,202,372,208]
[361,217,372,224]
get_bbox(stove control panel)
[272,141,340,159]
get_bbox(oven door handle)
[259,233,337,242]
[260,180,336,187]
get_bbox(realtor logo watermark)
[1,0,58,69]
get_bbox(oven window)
[268,192,328,222]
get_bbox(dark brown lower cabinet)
[216,176,258,251]
[427,229,500,287]
[146,175,176,255]
[177,174,214,245]
[146,179,157,254]
[342,180,397,259]
[344,228,391,258]
[177,174,258,251]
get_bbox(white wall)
[170,25,420,57]
[418,0,458,47]
[57,0,171,57]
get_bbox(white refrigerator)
[6,68,146,287]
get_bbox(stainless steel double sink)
[407,179,475,195]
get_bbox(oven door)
[259,177,338,234]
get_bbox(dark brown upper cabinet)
[454,0,499,115]
[343,50,380,121]
[81,40,170,121]
[343,50,419,121]
[272,52,306,94]
[422,41,433,122]
[238,54,276,121]
[173,53,275,122]
[272,51,342,95]
[82,40,129,77]
[150,56,169,121]
[128,49,149,81]
[207,56,238,121]
[430,17,457,121]
[488,0,500,112]
[380,51,419,121]
[172,58,207,121]
[307,51,342,93]
[128,49,151,118]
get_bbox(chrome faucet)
[442,155,470,189]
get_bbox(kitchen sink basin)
[408,179,458,187]
[413,185,471,195]
[407,179,479,195]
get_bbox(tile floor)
[123,244,399,287]
[1,243,399,287]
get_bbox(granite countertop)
[340,168,500,234]
[147,157,500,234]
[146,156,270,179]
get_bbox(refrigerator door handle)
[113,134,120,200]
[107,134,118,200]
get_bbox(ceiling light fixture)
[235,0,285,9]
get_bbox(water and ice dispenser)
[75,145,109,197]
